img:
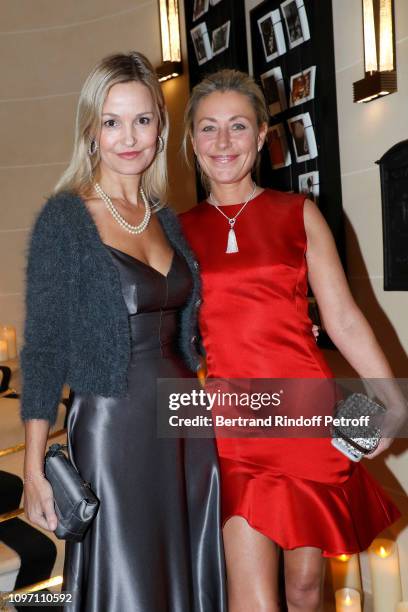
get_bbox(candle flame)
[338,554,350,561]
[378,545,389,558]
[345,594,351,605]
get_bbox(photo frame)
[298,171,320,200]
[212,21,231,56]
[290,66,316,107]
[257,10,287,62]
[280,0,311,49]
[190,22,213,65]
[287,112,318,162]
[261,67,287,116]
[266,124,292,170]
[193,0,210,21]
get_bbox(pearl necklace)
[94,182,151,235]
[209,182,257,253]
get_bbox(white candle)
[396,603,408,612]
[330,554,362,593]
[335,587,361,612]
[0,339,8,361]
[3,326,17,359]
[368,539,402,612]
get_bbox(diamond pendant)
[226,220,239,253]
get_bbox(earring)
[157,135,164,153]
[88,138,98,156]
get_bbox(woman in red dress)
[179,70,404,612]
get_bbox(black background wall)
[184,0,248,88]
[250,0,345,262]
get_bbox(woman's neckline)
[204,187,266,208]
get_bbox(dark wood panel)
[377,140,408,291]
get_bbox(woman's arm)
[21,197,69,422]
[304,199,406,455]
[23,420,57,531]
[21,196,70,530]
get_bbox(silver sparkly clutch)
[330,392,386,462]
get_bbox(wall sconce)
[353,0,397,103]
[157,0,182,83]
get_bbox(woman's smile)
[211,154,239,164]
[117,151,141,160]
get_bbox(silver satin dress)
[63,246,226,612]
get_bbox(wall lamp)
[353,0,397,103]
[157,0,183,83]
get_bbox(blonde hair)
[183,69,269,188]
[54,51,168,207]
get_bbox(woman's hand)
[365,437,393,459]
[23,420,57,531]
[367,404,407,458]
[23,473,58,532]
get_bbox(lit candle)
[396,603,408,612]
[368,539,402,612]
[0,340,8,361]
[330,554,362,593]
[3,326,17,359]
[335,587,361,612]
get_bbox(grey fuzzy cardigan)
[21,191,202,424]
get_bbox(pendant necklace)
[209,182,257,253]
[94,182,151,235]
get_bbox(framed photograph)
[280,0,311,49]
[261,67,287,116]
[210,0,223,4]
[190,23,213,65]
[287,112,318,162]
[298,171,320,200]
[193,0,210,22]
[212,21,231,56]
[257,10,287,62]
[266,124,292,170]
[290,66,316,106]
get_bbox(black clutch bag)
[44,443,100,541]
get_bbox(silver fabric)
[63,248,226,611]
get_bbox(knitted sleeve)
[20,197,70,424]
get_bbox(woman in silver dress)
[21,52,226,612]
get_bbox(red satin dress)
[180,189,400,557]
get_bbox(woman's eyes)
[201,123,247,133]
[103,117,151,128]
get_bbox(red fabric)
[179,189,401,557]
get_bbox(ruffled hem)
[220,462,401,558]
